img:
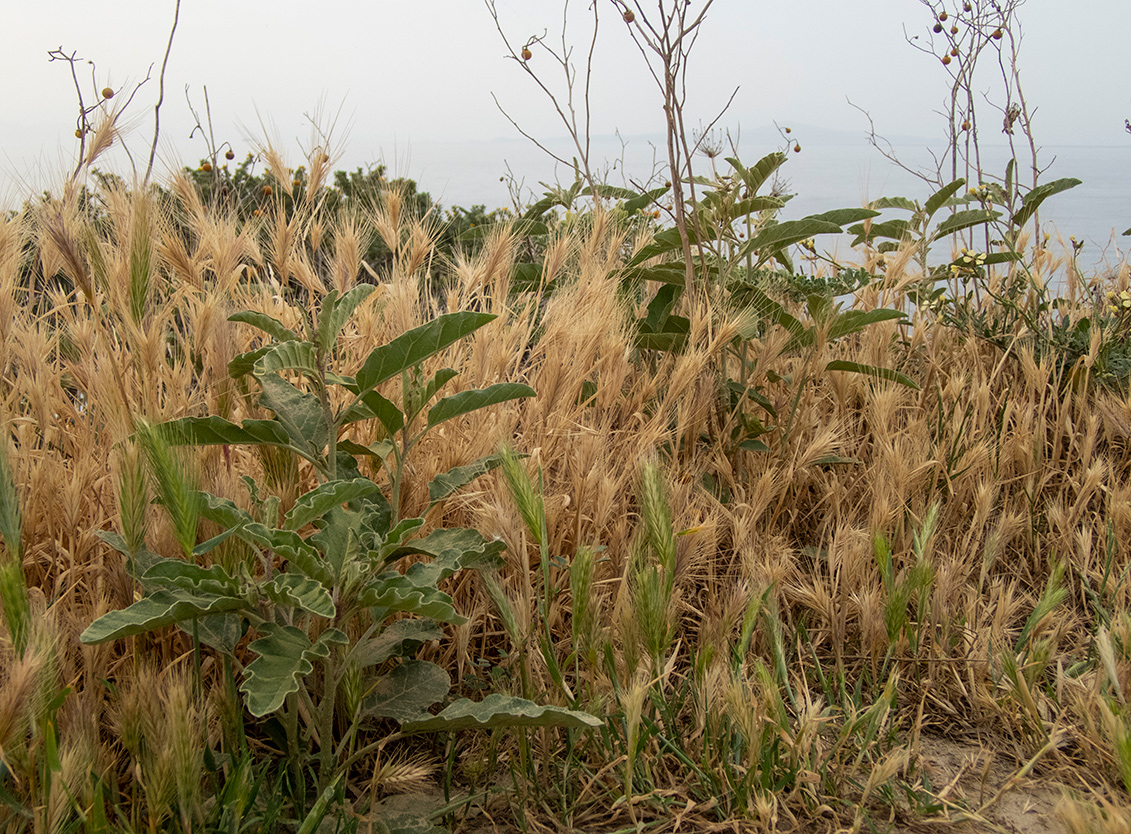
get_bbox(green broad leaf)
[350,620,443,669]
[316,285,376,353]
[143,559,240,597]
[848,218,911,246]
[309,506,361,581]
[338,439,395,462]
[738,438,771,453]
[868,196,918,212]
[157,417,291,449]
[394,527,506,574]
[229,310,300,343]
[401,694,602,734]
[260,575,336,618]
[825,360,920,390]
[252,341,319,378]
[241,625,347,717]
[356,312,496,393]
[622,186,670,214]
[626,227,688,268]
[228,346,274,379]
[359,576,465,623]
[296,776,343,834]
[803,208,880,227]
[427,384,537,429]
[727,151,786,195]
[182,613,245,654]
[339,390,405,434]
[582,183,637,201]
[284,479,382,531]
[982,252,1024,266]
[931,208,1002,241]
[924,179,966,220]
[1011,178,1082,229]
[620,261,688,286]
[643,283,682,333]
[511,261,545,292]
[421,368,459,406]
[827,308,907,341]
[729,196,785,217]
[376,518,426,563]
[428,454,507,505]
[80,590,248,644]
[363,660,451,724]
[738,219,843,264]
[636,331,689,352]
[257,373,329,456]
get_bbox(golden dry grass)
[0,141,1130,832]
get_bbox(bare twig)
[145,0,181,186]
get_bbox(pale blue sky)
[2,1,1128,203]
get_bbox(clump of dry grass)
[0,146,1129,832]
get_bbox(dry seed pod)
[521,47,532,60]
[623,10,634,22]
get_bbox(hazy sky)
[3,0,1128,206]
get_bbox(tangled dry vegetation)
[1,143,1131,833]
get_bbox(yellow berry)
[201,162,212,173]
[74,129,83,138]
[101,87,114,99]
[623,10,634,22]
[225,149,235,160]
[521,47,532,61]
[941,54,952,65]
[793,144,801,153]
[262,184,273,197]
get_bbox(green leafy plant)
[80,289,599,823]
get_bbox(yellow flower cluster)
[1107,289,1131,314]
[949,248,986,275]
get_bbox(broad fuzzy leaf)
[738,219,843,264]
[401,694,602,734]
[80,590,248,644]
[428,454,507,504]
[253,341,319,378]
[257,373,329,456]
[143,559,240,597]
[427,384,536,429]
[316,285,376,353]
[931,209,1002,241]
[393,527,507,574]
[362,660,450,723]
[241,625,347,717]
[157,417,290,449]
[356,312,496,393]
[260,575,336,618]
[803,208,880,227]
[825,360,920,390]
[228,310,300,343]
[284,479,382,531]
[1011,178,1082,229]
[338,390,404,434]
[359,576,465,623]
[350,620,444,669]
[924,179,966,219]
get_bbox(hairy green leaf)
[351,620,444,669]
[228,310,300,343]
[931,208,1002,241]
[157,417,290,449]
[825,360,920,390]
[80,590,248,644]
[257,373,329,457]
[363,660,451,723]
[428,453,507,504]
[356,312,496,393]
[1011,178,1082,229]
[427,384,536,429]
[241,625,347,717]
[924,179,966,219]
[260,575,336,618]
[284,479,382,531]
[401,694,602,734]
[253,341,319,378]
[316,285,376,353]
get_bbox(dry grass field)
[0,131,1130,834]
